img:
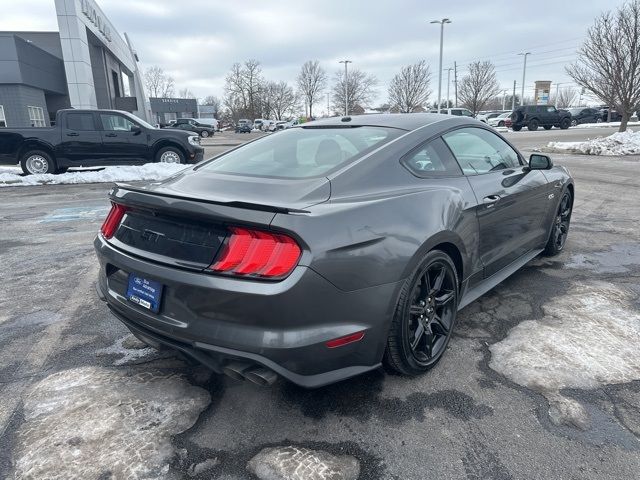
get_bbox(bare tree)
[201,95,222,118]
[144,66,174,98]
[550,87,577,108]
[263,81,299,119]
[224,60,264,120]
[178,88,196,99]
[566,0,640,131]
[331,68,377,115]
[297,60,327,118]
[388,60,432,113]
[458,61,501,115]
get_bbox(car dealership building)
[0,0,149,128]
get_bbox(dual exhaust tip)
[222,361,278,386]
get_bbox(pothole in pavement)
[11,366,210,479]
[489,281,640,430]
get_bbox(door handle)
[105,133,117,137]
[483,194,501,204]
[66,132,79,136]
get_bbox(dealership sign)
[80,0,112,42]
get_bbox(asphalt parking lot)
[1,127,639,479]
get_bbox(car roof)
[301,113,472,132]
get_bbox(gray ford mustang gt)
[94,113,574,388]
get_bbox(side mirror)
[528,153,553,170]
[130,125,142,134]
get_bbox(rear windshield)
[201,126,403,178]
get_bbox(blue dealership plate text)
[126,273,163,313]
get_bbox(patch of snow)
[571,121,640,129]
[0,163,187,188]
[489,281,640,429]
[543,129,640,155]
[247,446,360,480]
[96,335,157,366]
[12,366,210,479]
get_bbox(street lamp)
[339,60,352,116]
[431,18,451,113]
[518,52,531,106]
[445,67,453,109]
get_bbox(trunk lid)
[107,169,328,270]
[123,168,331,212]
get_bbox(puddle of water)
[12,366,210,479]
[40,206,110,223]
[489,281,640,429]
[565,244,640,274]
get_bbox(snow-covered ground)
[543,129,640,155]
[571,121,640,129]
[0,163,188,188]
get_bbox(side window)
[442,127,521,175]
[547,106,556,113]
[100,114,136,131]
[401,137,462,177]
[461,109,474,117]
[66,113,95,131]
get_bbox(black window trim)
[399,136,463,178]
[440,125,526,176]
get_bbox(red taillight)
[100,203,129,239]
[326,331,365,348]
[210,227,301,278]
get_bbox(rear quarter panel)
[271,123,481,293]
[0,128,59,164]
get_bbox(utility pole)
[339,60,352,116]
[512,80,516,110]
[518,52,531,106]
[445,67,453,108]
[502,89,507,110]
[431,18,452,113]
[454,61,458,107]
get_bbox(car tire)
[571,119,578,127]
[200,130,209,138]
[528,119,539,131]
[156,146,185,164]
[512,125,523,131]
[498,121,505,127]
[543,191,572,256]
[596,117,602,123]
[543,125,552,130]
[21,150,57,175]
[559,118,571,130]
[384,250,459,376]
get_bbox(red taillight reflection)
[100,203,128,239]
[326,331,365,348]
[210,227,301,278]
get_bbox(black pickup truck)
[0,109,204,175]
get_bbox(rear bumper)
[94,235,400,387]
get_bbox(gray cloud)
[0,0,621,105]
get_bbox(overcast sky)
[0,0,623,109]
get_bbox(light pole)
[431,18,451,113]
[518,52,531,106]
[339,60,352,116]
[445,67,453,108]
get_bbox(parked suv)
[428,108,474,117]
[171,119,216,138]
[508,105,571,131]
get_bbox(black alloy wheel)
[384,250,458,375]
[544,191,572,256]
